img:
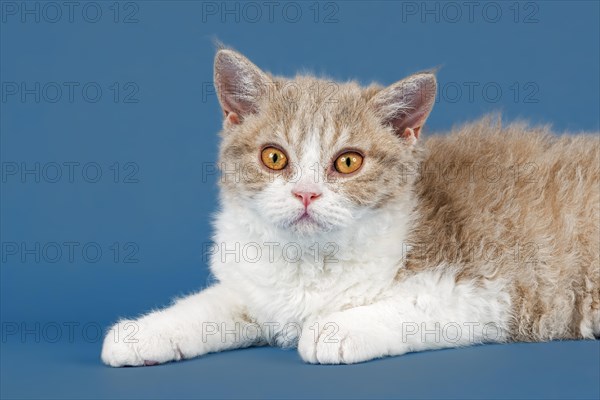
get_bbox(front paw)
[101,319,183,367]
[297,314,385,364]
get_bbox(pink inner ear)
[401,127,421,140]
[392,107,430,139]
[225,112,240,125]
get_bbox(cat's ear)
[369,73,436,144]
[214,49,271,126]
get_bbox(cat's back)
[419,117,599,225]
[406,116,600,340]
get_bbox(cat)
[101,48,600,366]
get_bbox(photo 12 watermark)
[1,1,140,24]
[1,161,140,184]
[200,1,340,24]
[1,82,140,104]
[399,1,540,24]
[1,241,140,264]
[203,241,339,264]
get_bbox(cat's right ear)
[214,49,271,127]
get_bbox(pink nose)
[292,191,321,207]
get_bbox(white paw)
[101,319,183,367]
[297,314,387,364]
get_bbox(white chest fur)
[209,198,414,341]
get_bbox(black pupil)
[345,157,352,167]
[272,153,278,163]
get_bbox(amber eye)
[334,152,363,174]
[261,147,288,170]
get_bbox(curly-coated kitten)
[102,49,599,366]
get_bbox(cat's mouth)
[298,211,312,221]
[290,210,322,229]
[284,208,335,233]
[293,211,314,224]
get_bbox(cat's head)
[214,49,436,236]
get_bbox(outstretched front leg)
[101,284,259,367]
[298,270,512,364]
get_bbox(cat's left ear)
[368,73,436,144]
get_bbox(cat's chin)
[287,219,324,235]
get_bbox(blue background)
[1,1,599,398]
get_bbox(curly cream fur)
[406,117,600,341]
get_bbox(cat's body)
[101,50,599,366]
[408,120,600,342]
